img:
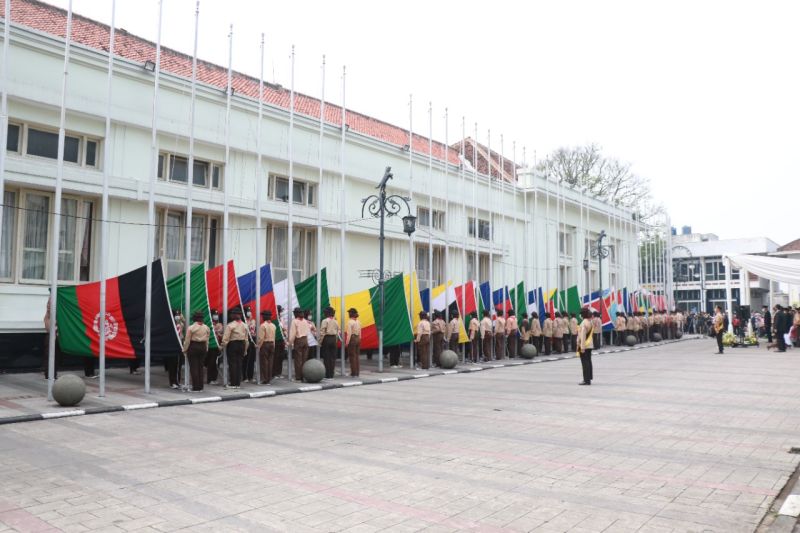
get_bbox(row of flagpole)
[0,0,668,398]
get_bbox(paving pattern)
[1,339,799,532]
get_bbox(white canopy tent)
[721,254,800,332]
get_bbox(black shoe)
[578,381,591,386]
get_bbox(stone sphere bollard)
[52,374,86,407]
[439,350,458,369]
[520,344,538,359]
[675,331,683,339]
[625,335,637,347]
[652,333,663,342]
[302,358,326,383]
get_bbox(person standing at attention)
[183,311,210,392]
[319,307,339,379]
[256,310,276,384]
[416,311,432,369]
[345,308,361,377]
[468,312,480,363]
[288,307,310,381]
[577,307,595,385]
[480,310,493,362]
[221,308,248,389]
[713,305,725,354]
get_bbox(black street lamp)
[588,230,611,346]
[362,167,415,372]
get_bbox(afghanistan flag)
[56,259,181,359]
[330,273,413,349]
[167,263,218,349]
[206,260,242,314]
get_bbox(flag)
[478,281,492,317]
[420,287,431,313]
[206,260,241,313]
[56,260,181,359]
[237,264,278,320]
[623,287,630,314]
[429,282,450,315]
[167,263,218,349]
[583,290,601,312]
[331,273,413,350]
[454,281,477,320]
[403,272,425,332]
[508,281,526,317]
[529,287,546,324]
[440,282,469,343]
[294,268,330,323]
[544,288,557,319]
[601,289,614,330]
[557,285,582,317]
[492,286,511,313]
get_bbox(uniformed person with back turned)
[529,312,542,355]
[345,308,362,376]
[430,311,445,368]
[569,313,579,353]
[319,306,339,379]
[183,311,210,392]
[468,312,480,362]
[505,309,518,358]
[221,307,249,389]
[542,312,554,355]
[288,307,310,381]
[447,310,461,352]
[552,312,564,354]
[615,312,626,346]
[416,311,432,369]
[480,310,493,362]
[256,310,277,384]
[495,310,507,360]
[520,313,530,353]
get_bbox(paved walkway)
[1,338,798,532]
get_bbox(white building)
[0,0,639,367]
[671,229,779,313]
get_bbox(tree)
[535,143,665,223]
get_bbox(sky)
[45,0,800,246]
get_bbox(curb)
[0,337,699,427]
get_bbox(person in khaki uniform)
[288,307,311,381]
[542,313,554,355]
[447,311,461,352]
[257,310,277,384]
[592,311,603,349]
[560,313,571,353]
[416,311,432,369]
[577,307,595,385]
[221,308,249,389]
[480,310,493,362]
[345,308,361,377]
[552,312,565,354]
[569,313,579,353]
[468,312,480,362]
[614,312,627,346]
[319,306,339,379]
[520,313,530,353]
[206,311,222,385]
[529,312,542,355]
[430,311,446,368]
[273,305,287,378]
[495,310,507,360]
[631,313,641,344]
[505,309,518,357]
[183,311,210,392]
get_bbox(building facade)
[0,1,639,366]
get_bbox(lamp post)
[590,230,611,345]
[362,167,415,372]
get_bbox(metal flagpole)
[544,169,549,310]
[522,146,529,294]
[487,129,494,359]
[407,95,415,369]
[315,55,325,359]
[47,0,73,401]
[144,0,163,394]
[427,102,433,367]
[459,116,467,363]
[0,0,11,279]
[500,135,507,320]
[183,1,200,392]
[286,45,295,381]
[472,123,478,316]
[254,33,265,384]
[339,66,346,376]
[98,0,116,398]
[222,25,233,383]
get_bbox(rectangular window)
[158,154,165,179]
[57,198,78,281]
[193,160,208,187]
[418,207,430,227]
[478,219,491,240]
[415,245,445,290]
[22,193,50,280]
[307,184,315,207]
[190,215,206,262]
[6,124,20,152]
[275,177,289,202]
[212,165,221,189]
[0,190,16,279]
[27,128,80,163]
[85,140,98,167]
[269,224,316,283]
[208,219,218,267]
[79,203,92,282]
[559,231,572,257]
[270,175,314,206]
[292,181,304,204]
[170,156,188,183]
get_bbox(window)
[415,245,445,290]
[268,175,316,206]
[158,151,222,190]
[268,224,317,283]
[468,217,491,241]
[154,209,219,279]
[466,252,490,282]
[705,260,725,281]
[418,207,445,231]
[7,123,99,167]
[559,265,572,289]
[6,124,20,152]
[21,193,49,280]
[0,191,16,279]
[559,230,572,257]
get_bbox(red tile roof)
[4,0,470,167]
[452,138,519,182]
[777,238,800,252]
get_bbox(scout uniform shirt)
[552,318,564,339]
[615,316,626,332]
[447,317,461,338]
[505,315,518,335]
[592,316,602,333]
[631,315,641,332]
[542,317,554,337]
[529,318,542,337]
[183,322,210,352]
[319,317,340,338]
[431,317,446,335]
[495,315,506,336]
[257,320,277,348]
[713,312,725,333]
[577,318,594,352]
[569,317,579,336]
[346,317,361,345]
[480,316,493,338]
[469,317,480,340]
[520,319,530,342]
[415,318,431,342]
[288,317,311,346]
[221,319,249,351]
